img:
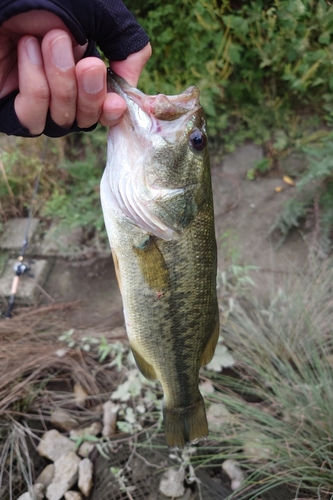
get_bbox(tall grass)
[200,258,333,498]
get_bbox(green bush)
[129,0,333,140]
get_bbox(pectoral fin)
[111,250,122,294]
[131,345,158,381]
[133,236,169,290]
[200,315,220,367]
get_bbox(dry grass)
[0,303,127,499]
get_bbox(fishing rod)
[4,139,48,319]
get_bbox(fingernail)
[51,36,74,70]
[25,38,42,66]
[82,68,105,94]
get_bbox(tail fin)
[163,395,208,448]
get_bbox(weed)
[271,133,333,253]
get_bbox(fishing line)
[3,138,48,319]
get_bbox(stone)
[78,458,93,497]
[35,464,55,487]
[50,408,79,431]
[206,403,236,434]
[46,452,81,500]
[78,441,95,458]
[0,258,52,304]
[159,468,186,498]
[37,429,75,461]
[17,483,44,500]
[0,218,39,252]
[64,492,83,500]
[69,421,102,439]
[222,459,246,491]
[73,383,88,407]
[102,400,119,437]
[242,431,272,462]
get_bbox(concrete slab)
[0,218,39,253]
[0,251,8,278]
[38,222,84,257]
[0,258,53,305]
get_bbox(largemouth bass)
[101,70,219,448]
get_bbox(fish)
[100,70,219,448]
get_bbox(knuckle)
[77,103,101,127]
[53,84,77,105]
[31,82,50,103]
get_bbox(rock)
[159,467,186,498]
[33,483,45,499]
[102,400,119,437]
[78,458,93,497]
[50,408,79,431]
[78,441,95,458]
[206,403,236,434]
[64,492,83,500]
[69,421,102,439]
[37,429,75,461]
[46,452,81,500]
[17,483,44,500]
[222,459,246,490]
[17,484,44,500]
[206,344,235,371]
[35,464,55,487]
[242,431,272,462]
[73,383,88,407]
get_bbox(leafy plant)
[271,133,333,253]
[128,0,333,142]
[42,126,108,241]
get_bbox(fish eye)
[189,129,206,151]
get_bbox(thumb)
[109,43,152,87]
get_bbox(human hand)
[0,9,151,136]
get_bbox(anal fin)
[131,345,158,381]
[200,314,220,367]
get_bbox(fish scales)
[101,71,219,448]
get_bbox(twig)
[132,448,164,469]
[29,276,55,303]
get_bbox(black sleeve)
[0,0,149,137]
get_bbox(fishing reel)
[1,257,34,319]
[13,257,32,277]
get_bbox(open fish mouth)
[107,70,201,139]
